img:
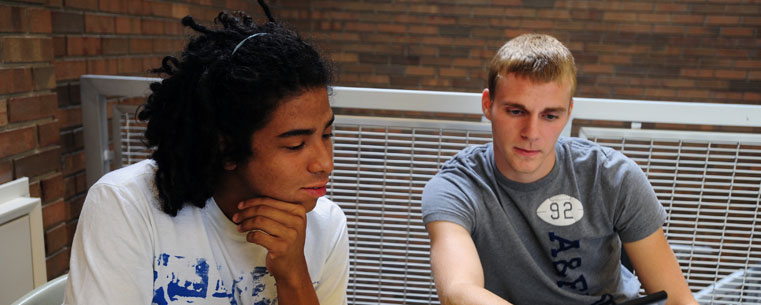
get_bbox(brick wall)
[281,0,760,105]
[0,0,758,281]
[0,0,262,280]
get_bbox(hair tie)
[232,33,268,55]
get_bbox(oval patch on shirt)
[536,194,584,226]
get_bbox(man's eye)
[323,132,334,139]
[545,114,558,120]
[508,109,523,115]
[286,142,305,150]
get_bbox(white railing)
[81,74,761,304]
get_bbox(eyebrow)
[504,103,567,114]
[277,114,335,138]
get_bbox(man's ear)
[481,88,492,121]
[568,97,574,118]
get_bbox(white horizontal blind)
[331,115,491,304]
[114,105,149,167]
[581,128,761,305]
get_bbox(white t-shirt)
[64,160,349,304]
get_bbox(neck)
[213,171,249,222]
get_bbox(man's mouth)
[514,147,540,157]
[302,184,328,197]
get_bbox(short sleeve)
[611,157,667,243]
[421,170,479,233]
[64,183,155,305]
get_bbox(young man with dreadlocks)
[64,3,347,305]
[422,34,697,305]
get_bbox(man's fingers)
[233,204,300,225]
[237,197,306,215]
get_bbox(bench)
[81,75,761,304]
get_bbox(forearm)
[438,283,512,305]
[275,267,320,305]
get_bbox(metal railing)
[81,74,761,304]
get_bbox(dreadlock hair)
[138,3,333,216]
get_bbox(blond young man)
[422,34,697,305]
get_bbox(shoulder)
[93,159,157,193]
[85,159,160,214]
[558,137,637,171]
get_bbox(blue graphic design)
[553,257,582,276]
[549,232,580,257]
[557,274,588,291]
[591,293,615,305]
[152,253,275,304]
[166,258,209,300]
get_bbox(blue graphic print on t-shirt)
[152,253,275,305]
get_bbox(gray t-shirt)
[422,137,666,305]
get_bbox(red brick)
[0,160,11,184]
[653,25,683,34]
[40,173,64,203]
[603,12,636,22]
[0,99,6,127]
[521,19,553,29]
[99,0,127,13]
[582,64,615,74]
[101,37,128,55]
[679,90,711,99]
[716,70,747,80]
[680,69,713,78]
[170,3,191,19]
[86,58,119,75]
[51,11,84,34]
[0,126,36,158]
[7,93,57,123]
[117,57,143,74]
[65,0,98,10]
[655,3,688,12]
[38,119,60,147]
[28,8,52,33]
[45,245,70,279]
[44,223,68,255]
[1,37,54,63]
[440,68,468,77]
[52,36,66,57]
[141,18,163,35]
[0,68,33,94]
[706,15,740,24]
[129,38,153,54]
[671,15,704,24]
[14,147,60,179]
[0,6,28,32]
[62,150,85,176]
[405,66,435,76]
[29,179,40,198]
[66,36,101,56]
[32,66,56,90]
[720,27,754,36]
[54,59,87,81]
[56,106,82,129]
[115,16,140,34]
[84,14,114,33]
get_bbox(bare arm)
[623,227,698,305]
[427,221,513,305]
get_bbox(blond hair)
[487,33,576,100]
